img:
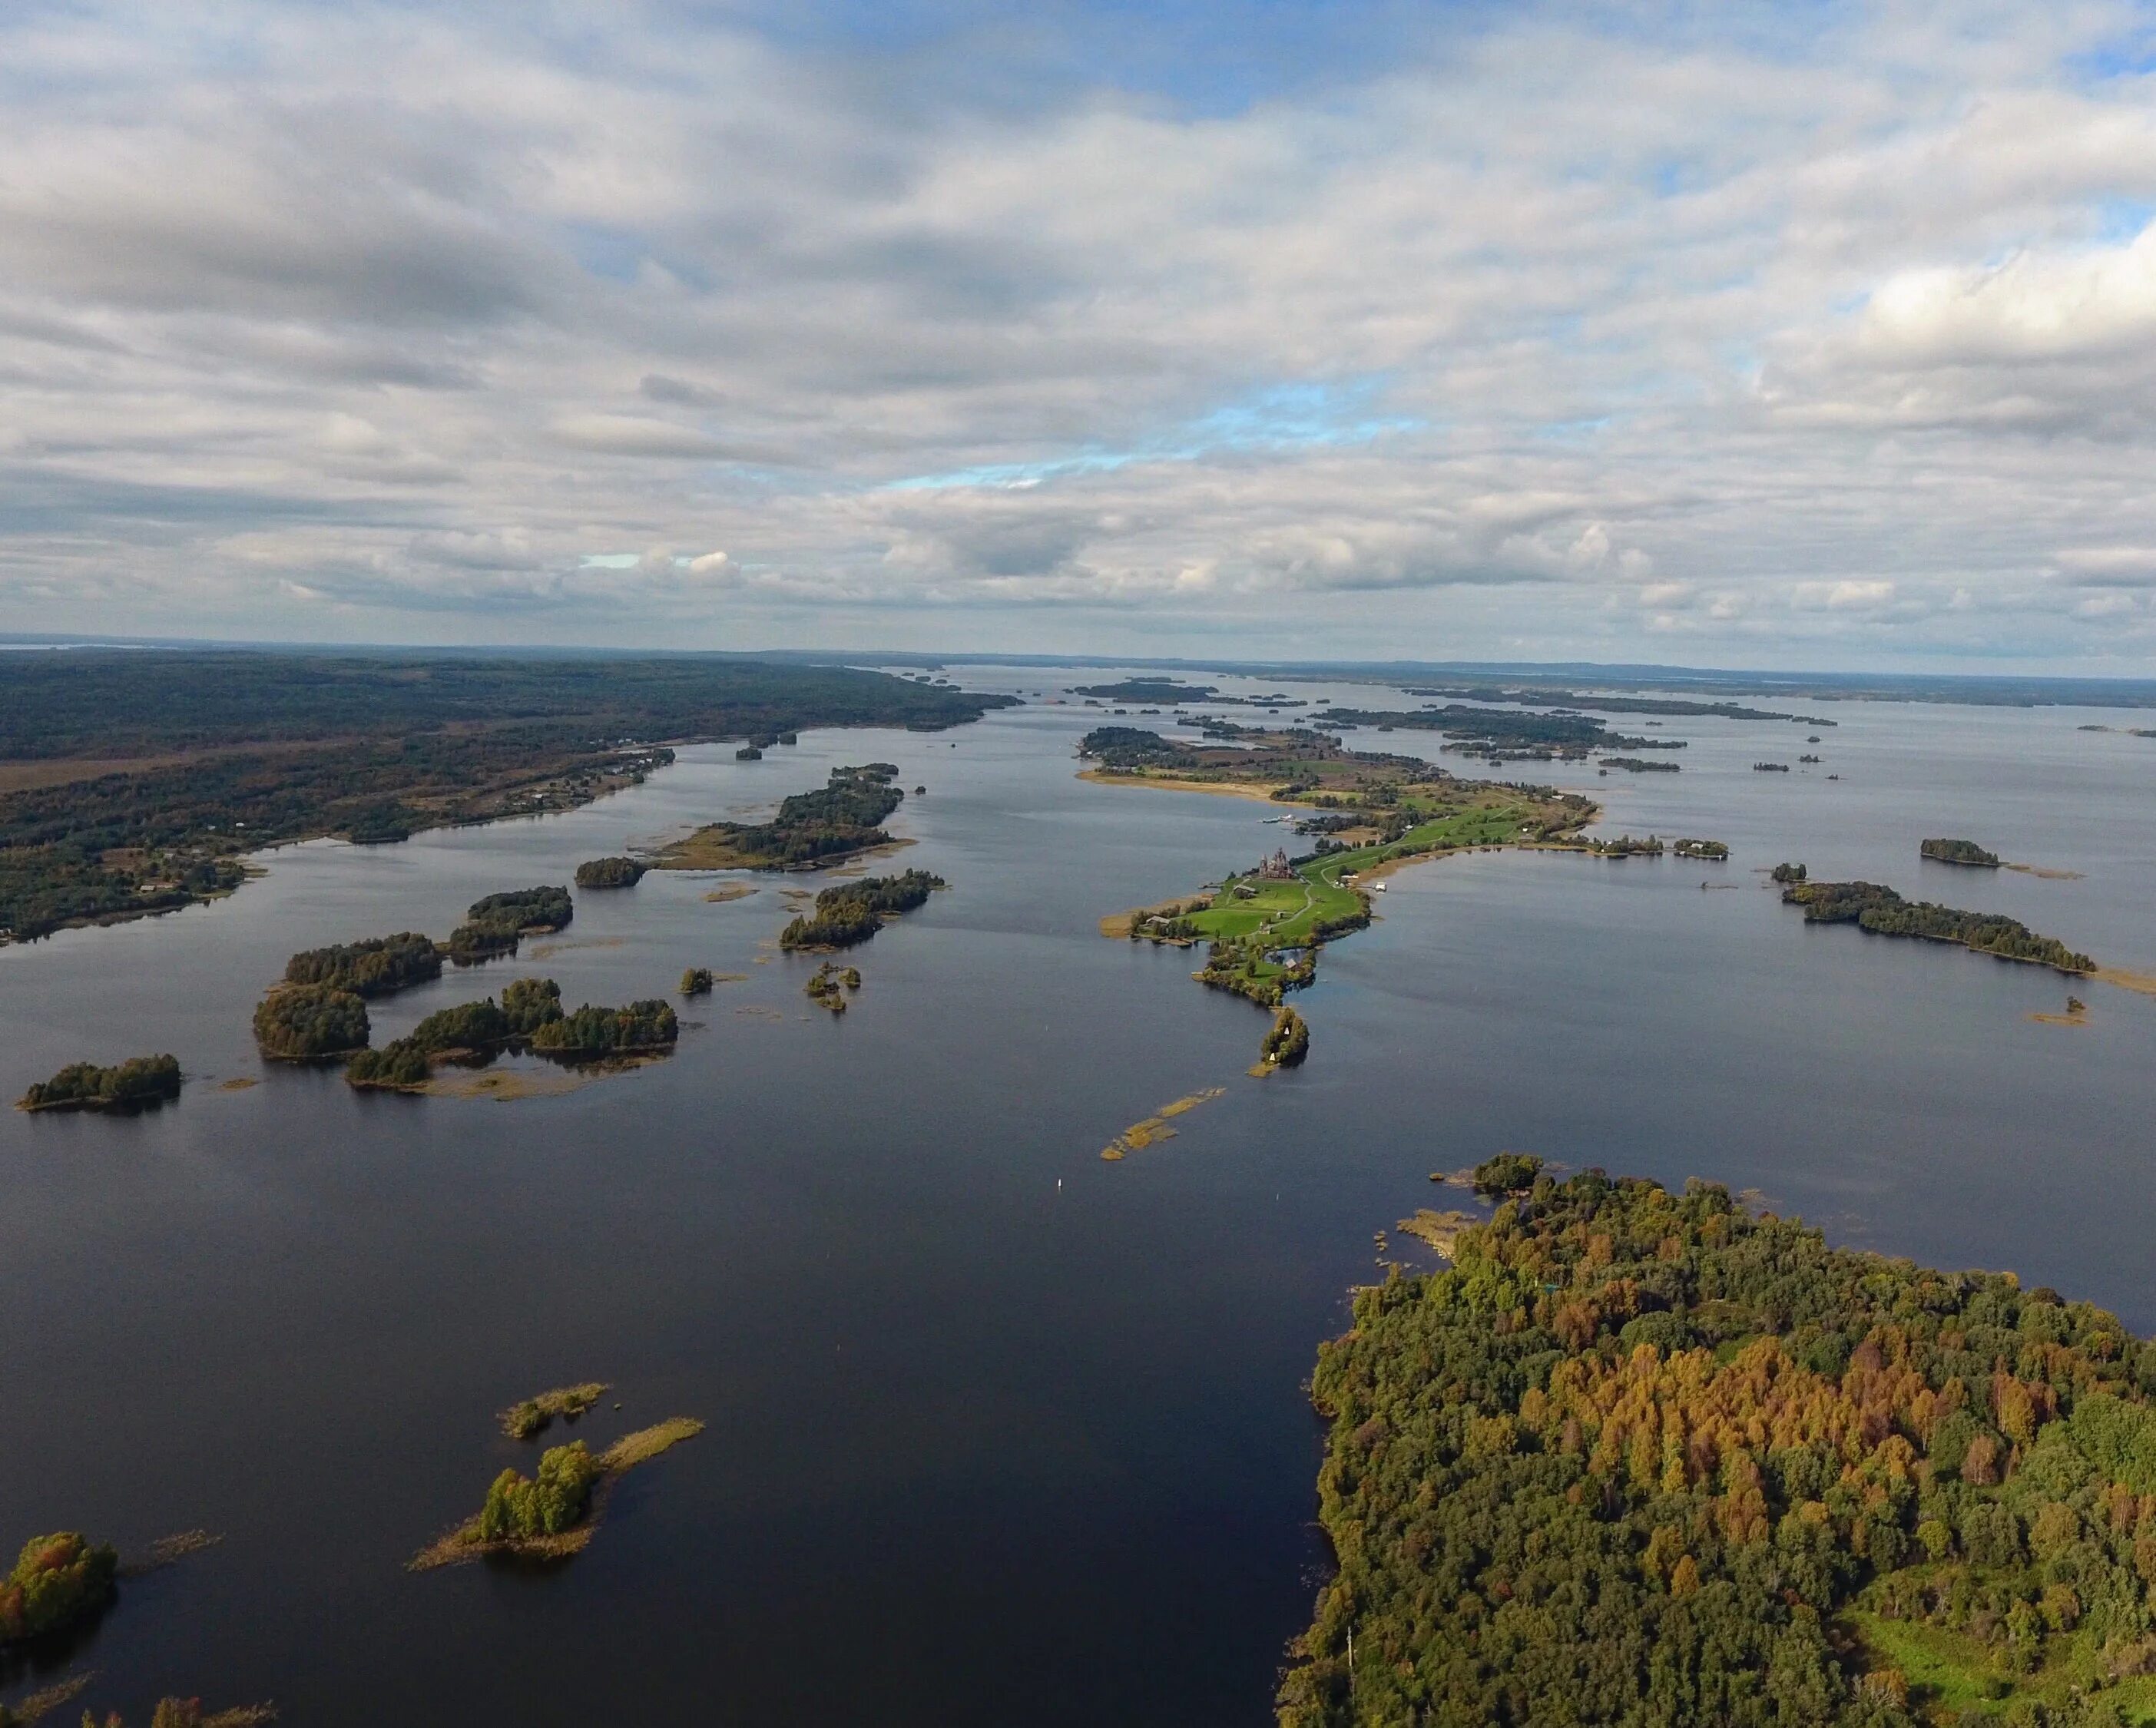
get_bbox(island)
[0,652,1015,945]
[502,1382,609,1441]
[573,856,647,889]
[656,763,907,871]
[1783,879,2095,974]
[1278,1164,2156,1728]
[805,962,862,1012]
[345,978,674,1088]
[445,886,573,963]
[282,931,442,997]
[1090,724,1595,1061]
[16,1053,182,1113]
[1257,1005,1309,1069]
[779,869,946,949]
[1069,679,1224,703]
[1315,705,1684,763]
[1754,760,1790,771]
[1673,838,1730,860]
[253,983,369,1059]
[1599,756,1681,773]
[410,1418,704,1569]
[1773,861,1807,882]
[0,1531,117,1644]
[1923,838,2002,869]
[680,967,714,996]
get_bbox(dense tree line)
[1280,1167,2156,1728]
[779,869,946,949]
[0,1531,116,1644]
[1602,757,1683,773]
[253,984,369,1058]
[1783,881,2095,974]
[283,932,441,997]
[18,1054,182,1113]
[445,886,572,962]
[1924,839,2002,869]
[345,978,571,1087]
[528,999,677,1055]
[574,856,647,889]
[1321,707,1679,759]
[0,852,246,945]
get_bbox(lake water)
[3,670,2153,1724]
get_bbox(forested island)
[1601,757,1682,773]
[445,886,573,963]
[1675,839,1731,860]
[411,1417,704,1568]
[0,653,1014,943]
[657,763,908,870]
[346,978,677,1089]
[778,869,945,949]
[1,1531,116,1644]
[1071,678,1225,703]
[574,856,647,889]
[805,961,862,1011]
[1782,880,2095,975]
[1280,1165,2156,1728]
[283,931,442,997]
[17,1054,181,1113]
[1923,839,2002,869]
[253,983,369,1059]
[1320,705,1684,763]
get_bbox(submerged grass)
[1100,1087,1226,1159]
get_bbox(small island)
[1070,678,1224,703]
[573,856,647,889]
[410,1418,704,1570]
[445,887,573,964]
[680,967,714,996]
[346,978,676,1088]
[253,983,369,1059]
[1598,756,1681,773]
[0,1531,117,1644]
[805,962,861,1011]
[1753,760,1790,771]
[657,763,906,871]
[502,1382,609,1441]
[1673,838,1729,859]
[283,931,442,997]
[1921,837,2002,868]
[778,869,945,950]
[1771,860,1807,882]
[1782,879,2095,973]
[1256,1004,1309,1070]
[17,1053,182,1113]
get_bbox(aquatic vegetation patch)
[1101,1088,1225,1158]
[502,1383,610,1441]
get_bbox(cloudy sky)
[5,1,2156,670]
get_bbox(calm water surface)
[2,670,2152,1723]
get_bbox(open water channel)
[2,667,2153,1723]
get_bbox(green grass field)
[1186,793,1551,951]
[1850,1609,2156,1724]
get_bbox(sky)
[5,1,2156,671]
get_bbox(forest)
[779,869,946,949]
[1280,1165,2156,1728]
[445,887,573,962]
[0,1531,116,1644]
[574,856,647,889]
[0,652,1012,942]
[283,932,442,997]
[1319,706,1681,760]
[660,764,907,869]
[528,999,678,1056]
[1782,881,2095,975]
[1923,841,2002,869]
[1079,726,1207,770]
[253,984,369,1058]
[17,1054,182,1113]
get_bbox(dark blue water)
[2,673,2152,1723]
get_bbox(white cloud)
[0,2,2151,667]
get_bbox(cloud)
[0,2,2151,667]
